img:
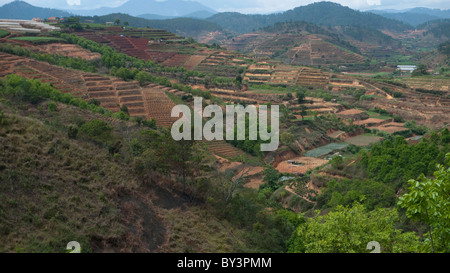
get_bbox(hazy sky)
[2,0,450,14]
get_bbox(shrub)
[78,120,112,144]
[393,115,404,122]
[67,125,79,139]
[143,118,157,129]
[393,92,403,98]
[47,102,57,112]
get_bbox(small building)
[47,17,63,23]
[105,22,114,26]
[397,65,417,72]
[32,18,43,23]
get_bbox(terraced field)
[289,98,343,115]
[296,67,330,86]
[0,52,87,96]
[206,140,247,159]
[105,35,152,60]
[244,64,330,87]
[195,52,244,78]
[142,84,179,128]
[270,65,301,85]
[400,77,450,92]
[33,43,101,61]
[309,39,365,65]
[0,51,184,128]
[75,30,187,64]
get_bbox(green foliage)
[398,153,450,252]
[67,124,78,139]
[78,120,113,145]
[330,155,344,169]
[288,202,421,253]
[317,179,396,210]
[216,189,302,252]
[227,116,269,157]
[280,131,295,145]
[142,118,157,129]
[438,40,450,56]
[404,120,428,135]
[393,115,404,122]
[393,91,404,98]
[62,17,83,30]
[366,137,445,187]
[47,102,57,112]
[111,67,137,81]
[0,75,114,117]
[112,111,129,121]
[0,43,96,72]
[296,88,306,103]
[0,29,10,38]
[412,64,429,76]
[262,166,282,191]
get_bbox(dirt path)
[284,185,316,204]
[362,81,394,99]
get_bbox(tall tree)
[160,131,203,195]
[288,202,421,253]
[398,153,450,253]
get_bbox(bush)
[67,125,79,139]
[393,92,403,98]
[47,102,57,112]
[78,120,112,144]
[393,115,404,122]
[142,118,157,129]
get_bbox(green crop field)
[345,135,383,146]
[0,29,10,38]
[365,110,392,120]
[304,143,349,158]
[10,36,64,43]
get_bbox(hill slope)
[84,13,223,38]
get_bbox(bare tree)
[221,164,252,203]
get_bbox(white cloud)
[367,0,381,6]
[66,0,81,6]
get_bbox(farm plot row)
[142,85,179,128]
[0,52,184,124]
[310,41,364,65]
[29,43,102,61]
[206,140,246,159]
[401,77,450,92]
[105,35,152,61]
[0,52,87,96]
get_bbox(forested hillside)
[207,2,411,34]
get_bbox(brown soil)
[276,157,329,175]
[244,175,264,189]
[37,43,101,61]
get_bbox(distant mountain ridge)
[0,1,72,20]
[206,2,412,34]
[69,0,216,18]
[370,7,450,27]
